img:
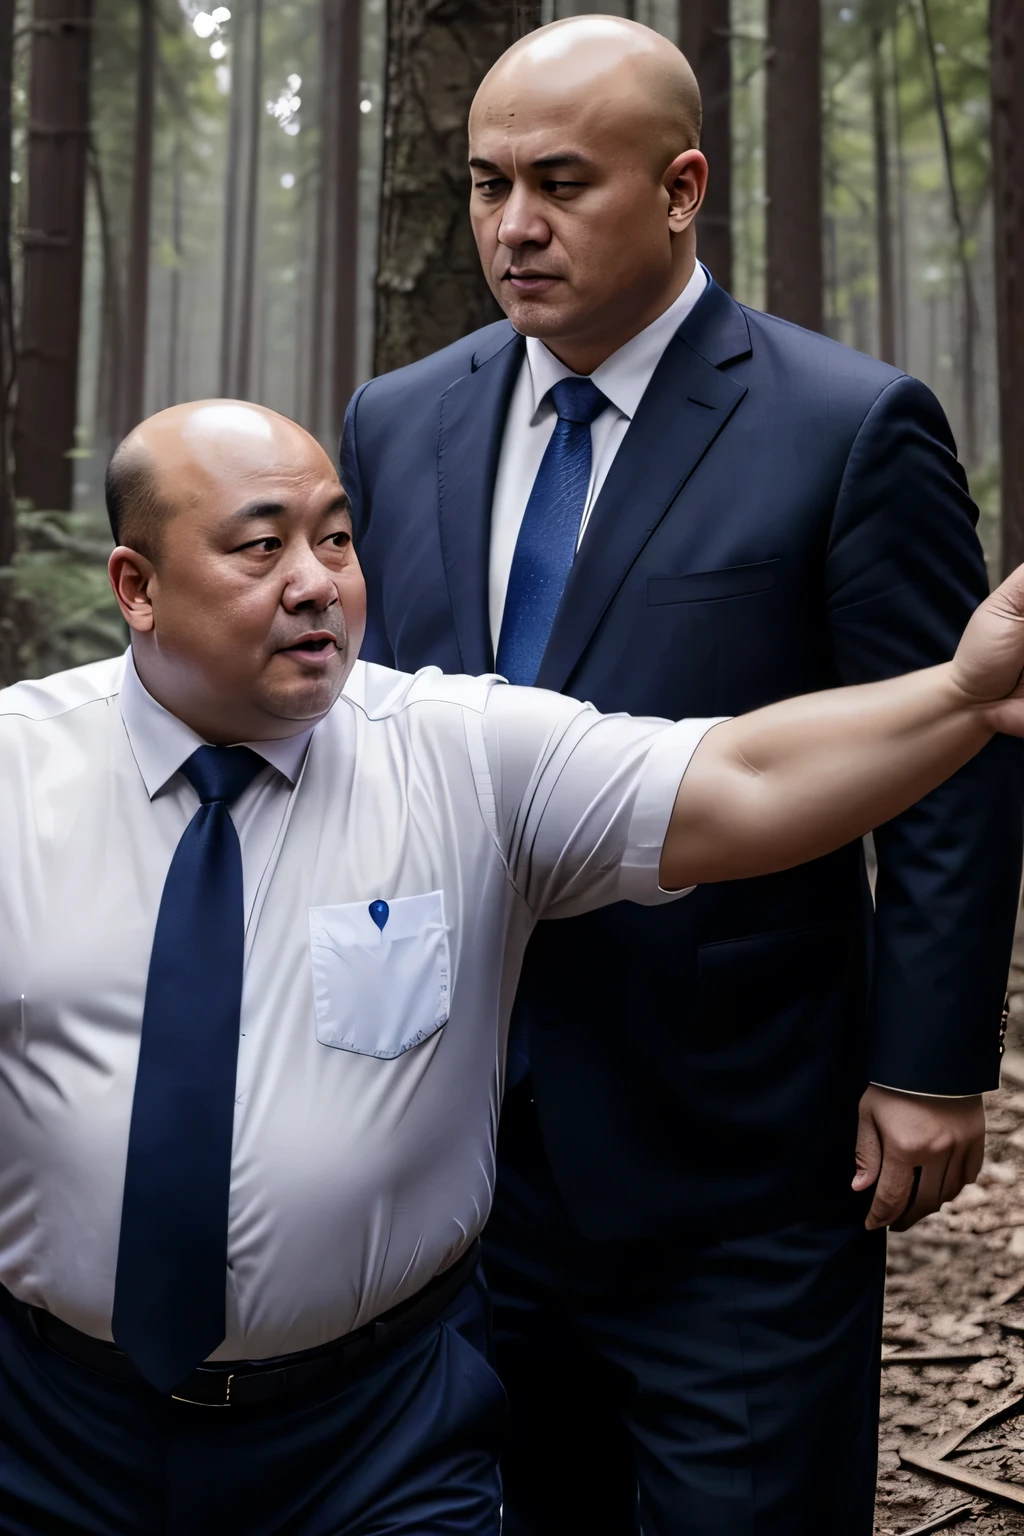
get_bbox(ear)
[109,546,157,634]
[665,149,708,234]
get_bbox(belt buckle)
[171,1371,234,1407]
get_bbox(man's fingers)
[935,1133,985,1213]
[892,1155,949,1233]
[852,1105,883,1193]
[937,1148,969,1212]
[866,1156,916,1231]
[884,1127,986,1232]
[856,1087,987,1231]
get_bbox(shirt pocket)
[308,892,451,1059]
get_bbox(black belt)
[6,1240,480,1409]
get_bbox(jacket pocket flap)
[647,560,780,606]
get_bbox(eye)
[320,529,352,550]
[474,177,509,195]
[543,180,587,195]
[236,535,282,554]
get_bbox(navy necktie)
[496,376,609,687]
[497,376,607,1090]
[112,744,265,1393]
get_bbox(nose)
[281,543,339,614]
[496,181,550,255]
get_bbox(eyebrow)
[227,499,287,524]
[469,152,592,173]
[226,491,351,526]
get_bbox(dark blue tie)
[497,377,607,1090]
[112,744,265,1393]
[496,376,609,687]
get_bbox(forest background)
[0,0,1021,685]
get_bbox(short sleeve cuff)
[617,717,730,906]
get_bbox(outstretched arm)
[661,566,1024,891]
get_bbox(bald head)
[473,17,702,165]
[106,398,364,745]
[106,401,331,557]
[467,16,708,374]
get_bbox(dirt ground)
[875,925,1024,1535]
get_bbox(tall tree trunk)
[919,0,977,466]
[926,289,938,384]
[992,0,1024,574]
[121,0,157,435]
[167,136,183,406]
[15,0,94,511]
[891,16,909,367]
[307,0,336,436]
[88,143,123,463]
[514,0,539,35]
[764,0,823,332]
[219,12,245,395]
[256,270,267,403]
[331,0,362,430]
[678,0,733,292]
[0,0,16,569]
[235,0,263,400]
[294,166,309,424]
[870,9,895,363]
[374,0,515,376]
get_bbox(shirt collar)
[119,648,314,799]
[524,262,709,425]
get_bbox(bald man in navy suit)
[342,18,1023,1535]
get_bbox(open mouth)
[506,272,559,291]
[289,637,334,654]
[277,633,340,666]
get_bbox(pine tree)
[15,0,95,509]
[992,0,1024,572]
[765,0,823,331]
[678,0,733,292]
[374,0,515,374]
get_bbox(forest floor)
[875,923,1024,1536]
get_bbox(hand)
[852,1084,985,1232]
[951,561,1024,733]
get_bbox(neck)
[130,642,326,746]
[541,249,697,376]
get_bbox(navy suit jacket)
[342,278,1024,1241]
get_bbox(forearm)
[661,663,993,888]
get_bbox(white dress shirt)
[0,650,721,1359]
[488,262,709,653]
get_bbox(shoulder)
[339,659,504,723]
[734,305,956,450]
[341,663,593,731]
[0,653,125,725]
[351,321,516,419]
[742,306,901,398]
[0,655,126,790]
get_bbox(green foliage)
[91,0,224,205]
[0,508,124,682]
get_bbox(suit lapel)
[535,282,752,694]
[436,324,524,675]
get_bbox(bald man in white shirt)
[1,399,1023,1535]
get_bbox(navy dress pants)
[485,1131,886,1536]
[0,1278,504,1536]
